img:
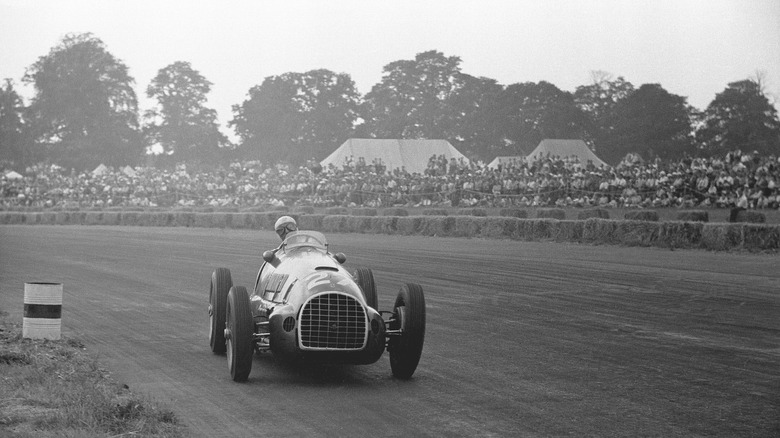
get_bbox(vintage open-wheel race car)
[208,230,426,381]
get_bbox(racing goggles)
[276,223,297,237]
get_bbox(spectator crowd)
[2,149,779,211]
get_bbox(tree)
[145,61,228,165]
[0,79,28,166]
[696,78,780,156]
[360,50,463,139]
[606,83,695,163]
[23,33,142,170]
[500,81,591,155]
[574,72,635,157]
[230,69,360,165]
[446,74,506,160]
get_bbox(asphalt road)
[1,225,778,437]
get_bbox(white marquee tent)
[320,139,469,174]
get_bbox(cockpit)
[282,230,328,252]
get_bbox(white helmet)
[274,216,297,240]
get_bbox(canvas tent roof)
[320,139,469,174]
[527,139,609,169]
[487,156,526,169]
[92,164,108,176]
[4,170,23,180]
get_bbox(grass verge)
[0,312,186,437]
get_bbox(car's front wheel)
[388,283,426,379]
[355,267,378,311]
[226,286,253,382]
[209,268,232,354]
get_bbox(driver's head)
[274,216,297,240]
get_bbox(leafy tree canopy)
[0,79,28,166]
[230,69,360,165]
[696,78,780,156]
[144,61,228,165]
[23,33,142,170]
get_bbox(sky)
[1,0,779,141]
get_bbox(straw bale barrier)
[422,209,448,216]
[577,209,610,220]
[457,208,488,217]
[293,206,316,214]
[325,207,349,215]
[677,210,709,222]
[625,210,660,221]
[351,208,378,216]
[2,210,779,252]
[381,208,409,216]
[498,208,528,218]
[733,210,766,223]
[536,208,566,220]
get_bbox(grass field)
[0,313,186,437]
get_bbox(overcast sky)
[2,0,779,138]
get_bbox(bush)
[625,210,659,221]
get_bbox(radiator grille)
[299,293,367,350]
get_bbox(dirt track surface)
[0,225,778,437]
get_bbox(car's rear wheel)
[388,283,426,379]
[226,286,253,382]
[355,267,378,311]
[209,268,232,354]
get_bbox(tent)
[526,139,609,169]
[320,139,469,174]
[122,165,137,178]
[92,164,109,176]
[487,156,526,170]
[3,170,23,180]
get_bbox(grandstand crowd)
[1,150,779,211]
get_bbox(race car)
[208,230,426,382]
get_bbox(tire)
[355,267,378,311]
[209,268,232,354]
[226,286,254,382]
[388,283,426,379]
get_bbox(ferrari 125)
[208,230,426,381]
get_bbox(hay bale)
[624,210,659,222]
[457,208,488,217]
[659,222,704,249]
[536,208,566,220]
[454,217,484,237]
[677,210,709,222]
[422,209,448,216]
[577,209,610,220]
[733,210,766,223]
[419,216,455,236]
[498,208,528,219]
[614,220,660,246]
[351,208,378,216]
[322,215,349,233]
[395,216,423,234]
[293,206,315,214]
[298,214,324,231]
[553,220,584,241]
[382,208,409,217]
[480,217,519,239]
[742,224,780,251]
[325,207,349,215]
[700,224,743,251]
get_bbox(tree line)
[1,32,779,171]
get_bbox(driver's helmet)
[274,216,297,240]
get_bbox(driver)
[274,216,298,241]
